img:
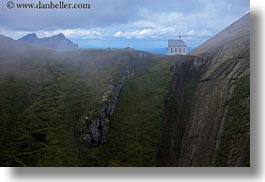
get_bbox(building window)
[183,47,186,53]
[175,48,177,53]
[179,48,182,53]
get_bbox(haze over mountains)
[0,13,250,167]
[18,33,78,50]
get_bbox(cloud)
[113,27,177,39]
[0,0,144,31]
[0,0,249,31]
[0,0,249,48]
[185,29,212,37]
[186,30,196,36]
[54,29,103,39]
[114,29,152,39]
[0,27,103,39]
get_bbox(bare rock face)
[79,62,135,145]
[158,13,250,166]
[158,55,207,166]
[79,51,151,145]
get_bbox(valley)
[0,13,250,167]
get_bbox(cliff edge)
[158,13,250,166]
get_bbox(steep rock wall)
[157,56,207,166]
[158,13,250,166]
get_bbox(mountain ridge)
[18,33,78,50]
[0,13,250,167]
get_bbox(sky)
[0,0,249,52]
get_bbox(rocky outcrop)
[158,13,250,166]
[79,61,135,145]
[79,50,152,146]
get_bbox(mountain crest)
[18,33,78,50]
[52,33,66,38]
[19,33,38,41]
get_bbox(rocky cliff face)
[79,61,134,145]
[158,55,207,166]
[158,13,250,166]
[79,51,151,145]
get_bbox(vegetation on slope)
[0,49,132,166]
[0,46,176,166]
[78,57,176,166]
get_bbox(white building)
[168,34,187,55]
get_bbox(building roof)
[168,39,187,47]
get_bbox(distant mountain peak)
[29,33,38,37]
[19,33,38,41]
[18,33,78,50]
[52,33,66,38]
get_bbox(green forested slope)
[78,57,176,166]
[0,35,176,166]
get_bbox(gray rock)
[79,60,135,145]
[158,13,250,167]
